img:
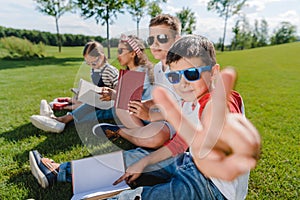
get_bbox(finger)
[234,114,261,147]
[153,87,199,145]
[210,67,236,126]
[127,174,139,184]
[129,101,143,107]
[197,155,257,181]
[128,105,137,113]
[223,114,261,159]
[200,68,237,156]
[113,174,128,185]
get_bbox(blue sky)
[0,0,299,44]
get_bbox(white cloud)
[246,0,282,12]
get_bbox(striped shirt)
[91,63,119,89]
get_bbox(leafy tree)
[147,0,167,18]
[270,21,297,45]
[251,19,259,48]
[75,0,125,58]
[34,0,73,52]
[257,19,269,47]
[127,0,147,37]
[230,15,251,50]
[176,7,196,35]
[207,0,247,51]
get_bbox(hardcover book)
[115,70,145,110]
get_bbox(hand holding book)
[100,87,117,101]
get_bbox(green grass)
[0,43,299,199]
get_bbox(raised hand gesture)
[153,68,261,180]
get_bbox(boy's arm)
[113,146,172,185]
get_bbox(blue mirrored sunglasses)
[165,66,212,84]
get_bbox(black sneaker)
[29,150,58,188]
[92,123,122,140]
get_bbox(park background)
[0,0,299,199]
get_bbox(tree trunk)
[55,16,61,53]
[106,6,110,59]
[137,18,140,38]
[221,5,229,52]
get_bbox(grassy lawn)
[0,43,299,199]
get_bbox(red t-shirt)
[165,91,243,156]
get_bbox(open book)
[71,151,130,200]
[115,70,145,110]
[77,79,114,110]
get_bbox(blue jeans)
[56,148,174,183]
[110,150,225,200]
[58,148,225,199]
[71,103,115,123]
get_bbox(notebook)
[77,79,114,110]
[71,151,130,200]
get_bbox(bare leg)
[55,114,73,124]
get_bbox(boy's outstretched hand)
[153,68,261,181]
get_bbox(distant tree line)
[227,16,298,51]
[0,26,105,47]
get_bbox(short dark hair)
[166,35,217,67]
[149,14,181,37]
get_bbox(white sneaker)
[40,100,54,117]
[30,115,65,133]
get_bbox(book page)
[71,151,129,200]
[77,79,114,109]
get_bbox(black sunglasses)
[165,66,212,84]
[118,48,130,55]
[147,34,169,45]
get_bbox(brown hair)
[83,41,107,63]
[120,35,154,84]
[166,34,217,67]
[149,14,181,37]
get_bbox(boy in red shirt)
[112,34,261,200]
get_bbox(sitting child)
[30,41,119,133]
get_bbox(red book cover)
[115,69,145,110]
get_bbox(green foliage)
[230,17,298,50]
[34,0,74,52]
[270,21,298,45]
[207,0,247,51]
[76,0,125,25]
[0,26,105,47]
[207,0,247,17]
[0,36,46,59]
[231,15,252,50]
[147,1,161,17]
[176,7,196,34]
[126,0,148,37]
[0,43,299,199]
[75,0,126,58]
[147,0,167,18]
